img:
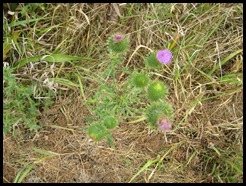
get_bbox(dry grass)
[3,3,243,183]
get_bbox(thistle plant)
[157,117,172,131]
[83,33,131,147]
[132,49,174,131]
[145,52,162,69]
[3,66,54,136]
[107,33,129,54]
[87,123,108,141]
[83,32,174,146]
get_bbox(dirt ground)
[3,88,243,183]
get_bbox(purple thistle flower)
[114,33,123,42]
[157,117,172,131]
[156,49,173,65]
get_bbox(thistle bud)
[103,116,117,129]
[147,81,168,101]
[107,33,129,54]
[132,72,149,88]
[146,102,174,127]
[87,123,106,141]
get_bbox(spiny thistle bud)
[156,49,173,65]
[157,117,172,131]
[132,72,149,88]
[147,81,168,101]
[87,123,106,141]
[145,52,162,69]
[107,33,129,54]
[146,102,173,127]
[103,116,117,129]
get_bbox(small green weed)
[3,65,55,136]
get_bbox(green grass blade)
[127,116,147,124]
[187,51,213,81]
[73,65,91,72]
[185,150,197,167]
[211,163,217,175]
[13,168,25,183]
[208,49,243,76]
[106,134,115,148]
[14,56,41,69]
[51,78,79,88]
[217,73,242,86]
[3,33,19,59]
[223,157,243,174]
[5,17,49,28]
[201,17,225,47]
[187,17,225,65]
[128,159,159,183]
[17,163,35,183]
[186,17,225,80]
[77,75,86,101]
[225,159,243,174]
[33,148,57,156]
[210,146,221,157]
[14,54,94,69]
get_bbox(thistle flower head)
[156,49,173,65]
[157,117,172,131]
[146,102,174,127]
[114,33,124,42]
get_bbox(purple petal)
[156,49,173,65]
[157,118,172,131]
[114,34,123,42]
